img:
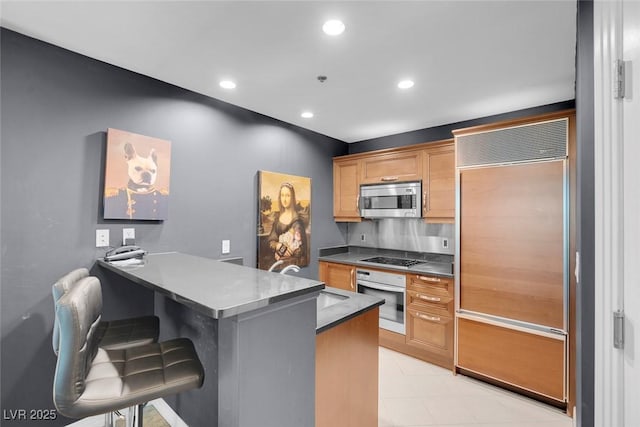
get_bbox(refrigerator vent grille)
[456,118,567,167]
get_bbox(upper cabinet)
[333,158,362,222]
[332,140,455,223]
[422,145,455,223]
[360,150,423,184]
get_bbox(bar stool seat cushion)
[67,338,202,418]
[96,316,160,351]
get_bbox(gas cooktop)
[360,256,424,268]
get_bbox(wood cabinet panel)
[319,262,355,292]
[333,159,361,221]
[316,308,379,427]
[457,317,565,402]
[459,160,565,328]
[360,150,422,184]
[406,308,453,359]
[423,145,455,222]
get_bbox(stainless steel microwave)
[359,181,422,218]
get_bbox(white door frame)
[593,0,625,426]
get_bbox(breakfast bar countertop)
[97,252,324,319]
[316,287,384,334]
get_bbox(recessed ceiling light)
[323,20,345,36]
[301,111,314,119]
[219,80,236,89]
[397,80,415,89]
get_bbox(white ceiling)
[0,1,577,143]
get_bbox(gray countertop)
[318,246,454,277]
[316,287,384,334]
[98,252,324,319]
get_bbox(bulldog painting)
[103,128,171,220]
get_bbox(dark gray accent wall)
[576,1,595,426]
[349,100,576,153]
[0,28,347,425]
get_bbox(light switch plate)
[96,229,110,247]
[222,240,230,254]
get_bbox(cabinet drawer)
[457,317,565,402]
[406,308,453,359]
[407,290,452,316]
[408,274,453,298]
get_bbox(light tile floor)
[378,347,574,427]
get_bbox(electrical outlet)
[96,229,110,247]
[222,240,230,254]
[360,234,366,242]
[442,238,449,249]
[123,228,135,245]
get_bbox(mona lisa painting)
[257,171,311,272]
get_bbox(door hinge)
[614,310,625,349]
[614,59,626,99]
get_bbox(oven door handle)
[357,280,405,293]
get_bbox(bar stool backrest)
[53,276,103,411]
[51,268,89,355]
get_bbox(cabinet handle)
[350,269,354,290]
[416,312,441,322]
[423,191,427,213]
[381,176,399,182]
[417,275,441,282]
[416,293,441,302]
[356,195,360,211]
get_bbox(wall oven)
[356,268,406,335]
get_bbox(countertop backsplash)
[346,218,454,255]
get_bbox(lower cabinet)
[318,261,455,370]
[319,261,356,292]
[316,307,379,427]
[406,308,454,360]
[404,273,455,368]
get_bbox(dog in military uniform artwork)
[104,129,170,220]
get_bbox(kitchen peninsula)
[98,252,323,427]
[98,252,383,427]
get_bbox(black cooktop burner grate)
[361,256,423,267]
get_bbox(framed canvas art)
[103,128,171,220]
[257,171,311,271]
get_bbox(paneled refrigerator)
[453,111,575,407]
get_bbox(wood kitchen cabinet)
[405,273,454,369]
[316,307,379,427]
[422,142,455,223]
[333,158,362,222]
[319,261,356,292]
[332,140,454,223]
[360,149,423,184]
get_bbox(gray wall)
[0,28,347,425]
